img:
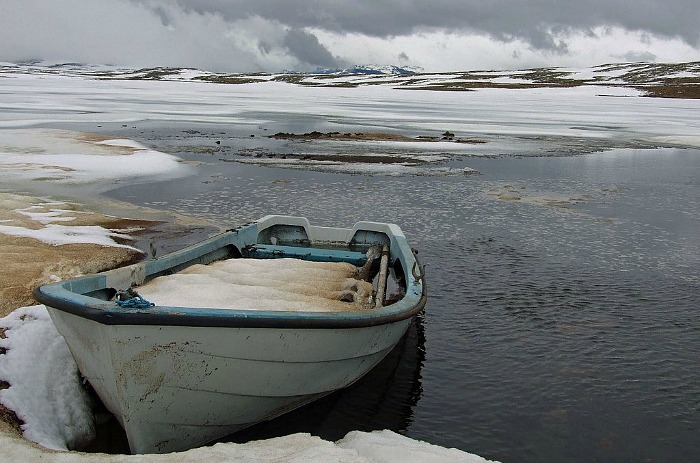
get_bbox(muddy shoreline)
[0,192,218,442]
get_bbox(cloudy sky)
[1,0,699,72]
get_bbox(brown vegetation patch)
[316,82,360,88]
[69,132,114,144]
[0,194,157,316]
[518,68,583,85]
[309,73,356,80]
[0,236,144,317]
[636,84,700,99]
[0,372,23,434]
[232,149,428,165]
[272,74,305,84]
[402,79,585,91]
[295,153,423,164]
[0,401,23,436]
[609,62,700,83]
[268,131,417,141]
[125,68,180,80]
[264,131,488,150]
[195,75,266,84]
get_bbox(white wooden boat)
[33,215,426,454]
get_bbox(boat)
[33,215,427,454]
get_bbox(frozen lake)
[1,65,699,462]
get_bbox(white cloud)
[312,27,700,71]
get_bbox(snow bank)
[0,129,192,193]
[0,200,140,250]
[0,428,497,463]
[0,224,137,249]
[15,205,80,224]
[339,430,496,462]
[0,305,497,462]
[138,258,375,311]
[0,306,94,450]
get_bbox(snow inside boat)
[33,215,427,454]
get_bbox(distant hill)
[312,65,423,75]
[1,61,698,98]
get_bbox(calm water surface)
[107,139,699,463]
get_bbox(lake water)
[105,128,699,463]
[2,65,698,461]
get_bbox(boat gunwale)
[35,290,427,328]
[33,217,427,329]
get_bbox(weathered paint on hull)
[47,308,411,453]
[35,216,427,454]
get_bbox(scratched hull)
[48,310,410,453]
[35,216,427,454]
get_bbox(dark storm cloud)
[1,0,698,72]
[150,5,172,27]
[283,28,347,68]
[157,0,700,51]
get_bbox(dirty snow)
[0,305,94,451]
[138,258,375,311]
[0,200,140,250]
[0,223,137,248]
[15,205,79,224]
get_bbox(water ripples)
[107,147,700,463]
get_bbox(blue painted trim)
[244,244,367,265]
[33,217,427,329]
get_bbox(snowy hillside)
[2,61,699,98]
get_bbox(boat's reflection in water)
[224,310,427,443]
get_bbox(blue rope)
[115,294,155,308]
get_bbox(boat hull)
[35,216,427,454]
[48,309,410,453]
